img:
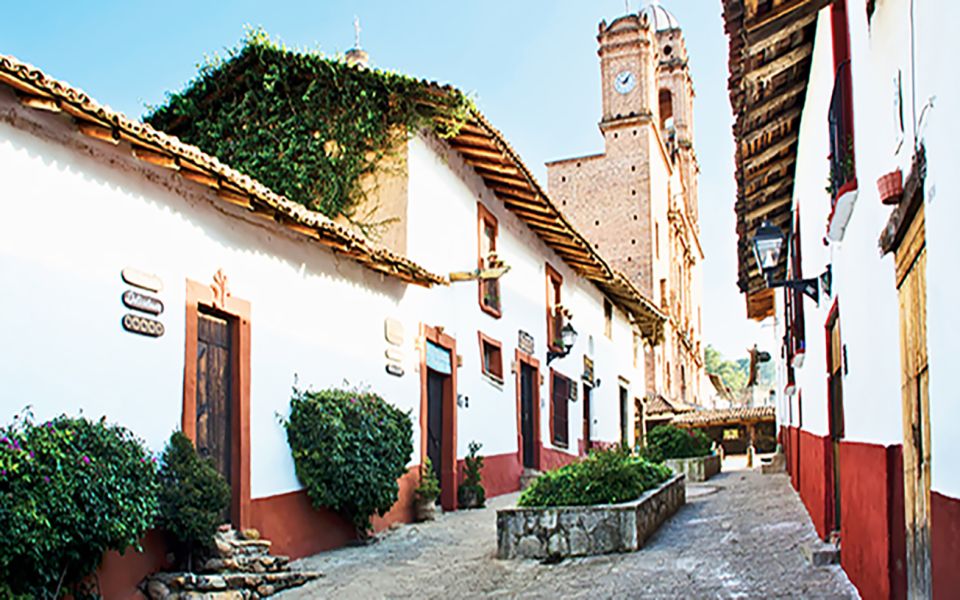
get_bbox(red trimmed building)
[723,1,960,598]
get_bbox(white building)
[0,52,663,597]
[723,0,960,597]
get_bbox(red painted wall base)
[797,428,832,540]
[932,490,960,600]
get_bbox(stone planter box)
[664,454,720,483]
[496,474,685,559]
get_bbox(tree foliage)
[518,447,671,508]
[145,28,474,223]
[0,412,159,598]
[704,344,748,392]
[283,386,413,533]
[642,424,712,462]
[157,431,231,571]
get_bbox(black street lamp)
[547,322,578,365]
[751,219,830,304]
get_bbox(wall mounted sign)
[122,290,164,315]
[426,341,452,375]
[121,268,162,292]
[582,355,595,386]
[384,348,404,362]
[385,363,405,377]
[518,330,535,355]
[122,313,164,338]
[384,318,404,346]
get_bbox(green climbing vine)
[145,28,474,221]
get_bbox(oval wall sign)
[122,313,165,338]
[122,290,164,315]
[121,267,163,292]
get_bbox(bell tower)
[597,14,657,130]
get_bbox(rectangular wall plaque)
[121,267,163,292]
[122,313,164,338]
[518,330,535,355]
[582,355,595,386]
[122,290,164,315]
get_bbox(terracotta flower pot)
[877,169,903,205]
[414,497,438,522]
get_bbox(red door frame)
[514,349,541,470]
[419,324,458,511]
[182,276,252,529]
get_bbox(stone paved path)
[280,465,859,599]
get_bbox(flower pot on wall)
[877,169,903,205]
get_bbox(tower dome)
[640,3,680,31]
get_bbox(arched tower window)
[659,89,674,132]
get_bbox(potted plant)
[414,457,441,521]
[877,168,903,205]
[458,441,486,509]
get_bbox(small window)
[604,299,613,339]
[478,332,504,382]
[655,222,660,259]
[477,203,501,318]
[546,264,564,352]
[660,279,667,308]
[551,371,572,447]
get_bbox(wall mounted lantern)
[751,219,830,305]
[547,322,578,365]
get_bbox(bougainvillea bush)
[283,387,413,533]
[0,412,159,598]
[642,424,712,463]
[518,447,671,508]
[145,28,473,222]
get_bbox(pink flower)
[81,455,91,465]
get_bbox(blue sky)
[0,0,766,360]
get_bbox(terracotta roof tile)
[672,405,775,427]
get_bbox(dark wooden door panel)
[196,312,232,493]
[521,364,535,468]
[427,369,444,495]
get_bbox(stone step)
[145,570,323,599]
[801,541,840,567]
[212,537,273,559]
[201,554,290,574]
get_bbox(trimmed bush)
[518,447,671,508]
[0,412,159,598]
[158,431,231,571]
[283,387,413,533]
[644,425,712,462]
[414,457,441,503]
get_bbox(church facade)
[547,6,704,408]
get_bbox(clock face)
[614,70,637,95]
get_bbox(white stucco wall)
[0,88,646,505]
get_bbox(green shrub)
[158,431,231,571]
[518,447,671,508]
[414,457,440,503]
[458,441,485,508]
[0,412,159,598]
[645,425,712,461]
[283,387,413,533]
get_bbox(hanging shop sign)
[121,267,163,292]
[122,313,164,338]
[122,290,164,315]
[582,355,595,386]
[518,330,535,355]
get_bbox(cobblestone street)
[280,464,859,599]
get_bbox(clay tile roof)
[671,405,776,427]
[0,54,446,288]
[446,101,666,343]
[644,395,695,416]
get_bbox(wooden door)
[520,364,536,469]
[426,369,445,498]
[826,309,844,533]
[196,311,233,519]
[896,206,932,598]
[582,384,592,453]
[551,373,569,447]
[619,385,629,446]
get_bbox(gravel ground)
[279,463,860,599]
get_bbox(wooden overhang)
[0,54,446,288]
[671,405,776,428]
[447,110,666,344]
[723,0,831,319]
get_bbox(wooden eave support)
[741,107,802,149]
[743,134,798,169]
[19,93,60,113]
[180,168,219,189]
[457,145,509,164]
[217,188,252,209]
[743,194,792,222]
[744,44,813,85]
[77,122,119,145]
[480,170,535,190]
[465,158,522,177]
[132,146,179,170]
[450,133,500,151]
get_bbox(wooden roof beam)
[744,43,813,85]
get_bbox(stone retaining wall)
[496,474,685,559]
[665,454,721,482]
